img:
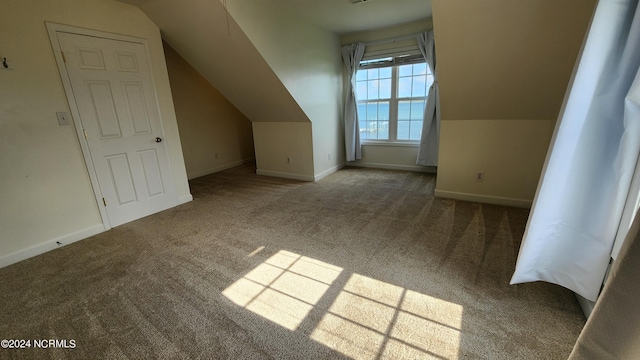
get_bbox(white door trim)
[46,22,170,230]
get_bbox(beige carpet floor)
[0,165,585,359]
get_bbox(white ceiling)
[118,0,432,35]
[267,0,432,34]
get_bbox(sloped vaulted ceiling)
[119,0,310,123]
[117,0,431,125]
[432,0,596,121]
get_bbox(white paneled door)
[57,31,178,227]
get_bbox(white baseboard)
[314,163,346,182]
[575,293,595,319]
[346,161,436,173]
[435,189,532,208]
[187,158,255,180]
[256,169,315,182]
[0,224,105,269]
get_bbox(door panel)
[77,47,106,70]
[139,149,165,197]
[106,154,138,206]
[58,31,178,227]
[122,82,152,135]
[114,51,139,72]
[87,81,122,139]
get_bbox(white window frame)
[356,55,430,144]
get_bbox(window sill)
[361,141,420,148]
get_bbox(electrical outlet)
[56,112,71,126]
[475,172,485,182]
[287,156,292,164]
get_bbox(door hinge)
[61,51,66,63]
[83,129,88,140]
[102,198,107,207]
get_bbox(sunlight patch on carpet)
[310,274,463,360]
[222,250,343,330]
[223,251,463,358]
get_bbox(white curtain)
[341,43,365,162]
[568,208,640,359]
[416,30,440,166]
[511,0,640,302]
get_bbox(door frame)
[46,22,166,230]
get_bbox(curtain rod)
[362,32,423,46]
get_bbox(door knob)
[155,137,163,143]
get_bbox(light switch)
[56,112,71,126]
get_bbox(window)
[356,57,432,142]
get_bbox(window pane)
[359,119,368,139]
[399,64,413,77]
[359,61,429,143]
[378,102,389,120]
[379,78,392,99]
[357,103,366,120]
[412,75,427,97]
[414,63,427,75]
[366,103,377,120]
[411,100,425,120]
[410,121,423,140]
[378,121,389,140]
[368,121,378,139]
[398,77,412,98]
[357,81,369,100]
[367,80,379,100]
[398,101,410,120]
[379,67,392,79]
[358,102,389,140]
[398,121,410,140]
[356,69,367,81]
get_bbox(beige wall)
[436,120,555,207]
[353,145,436,173]
[227,0,345,180]
[252,123,315,181]
[163,42,255,180]
[432,0,596,206]
[0,0,190,264]
[341,20,433,172]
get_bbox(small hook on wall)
[2,58,7,68]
